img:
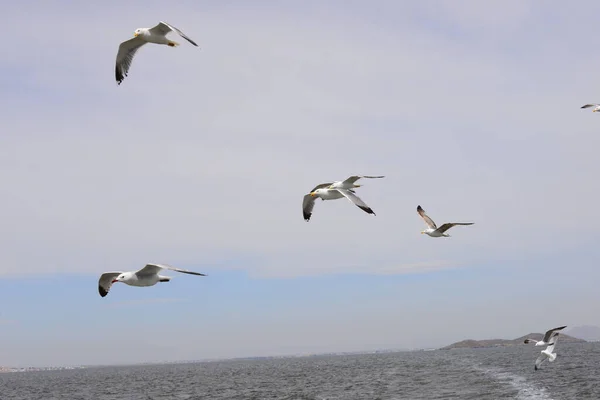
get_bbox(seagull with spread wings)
[581,104,600,112]
[98,263,206,297]
[528,326,566,370]
[115,21,199,85]
[417,205,473,237]
[302,176,384,221]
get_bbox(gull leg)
[167,41,180,47]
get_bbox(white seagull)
[524,325,567,346]
[581,104,600,112]
[98,263,206,297]
[115,21,199,85]
[417,205,474,237]
[527,326,566,371]
[302,175,384,221]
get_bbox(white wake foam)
[472,365,553,400]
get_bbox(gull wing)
[545,333,560,354]
[436,222,474,234]
[137,263,206,277]
[336,188,376,216]
[542,326,566,343]
[302,194,317,221]
[581,104,600,109]
[341,175,385,185]
[310,183,333,192]
[149,21,199,46]
[115,37,146,85]
[417,205,437,229]
[98,272,122,297]
[534,353,547,370]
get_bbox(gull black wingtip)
[359,206,375,215]
[115,67,126,85]
[98,286,108,297]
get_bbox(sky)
[1,0,600,367]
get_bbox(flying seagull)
[115,21,198,85]
[581,104,600,112]
[524,326,567,346]
[417,205,473,237]
[302,176,384,221]
[98,263,206,297]
[530,327,566,370]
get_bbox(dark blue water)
[1,342,598,399]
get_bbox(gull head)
[112,273,130,284]
[133,29,142,37]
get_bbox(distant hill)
[566,325,600,342]
[441,332,585,350]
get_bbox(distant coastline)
[0,366,86,373]
[1,332,593,372]
[441,332,586,350]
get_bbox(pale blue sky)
[1,0,600,367]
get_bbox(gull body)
[98,263,206,297]
[417,205,473,237]
[312,187,345,201]
[422,228,448,238]
[302,176,384,221]
[133,28,176,46]
[115,21,199,85]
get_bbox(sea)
[1,342,598,399]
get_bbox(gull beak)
[112,279,119,283]
[133,32,139,37]
[310,192,316,197]
[420,231,424,234]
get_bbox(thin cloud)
[251,260,459,279]
[106,298,185,308]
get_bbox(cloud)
[105,298,185,308]
[252,260,459,279]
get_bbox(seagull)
[581,104,600,112]
[524,326,567,346]
[417,205,474,237]
[529,327,566,370]
[98,263,206,297]
[115,21,199,85]
[302,176,384,221]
